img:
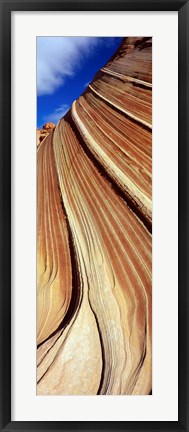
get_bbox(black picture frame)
[0,0,188,431]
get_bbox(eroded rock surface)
[37,37,152,395]
[37,122,55,146]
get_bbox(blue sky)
[37,37,122,128]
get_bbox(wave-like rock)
[37,37,152,395]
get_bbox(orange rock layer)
[37,37,152,395]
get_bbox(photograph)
[36,36,152,396]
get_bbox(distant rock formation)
[37,122,55,146]
[37,37,152,395]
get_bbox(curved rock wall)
[37,37,152,395]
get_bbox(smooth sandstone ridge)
[37,37,152,395]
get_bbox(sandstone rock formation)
[37,37,152,395]
[37,122,55,146]
[43,122,56,131]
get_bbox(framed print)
[0,0,188,431]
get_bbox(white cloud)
[42,104,70,125]
[37,37,100,96]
